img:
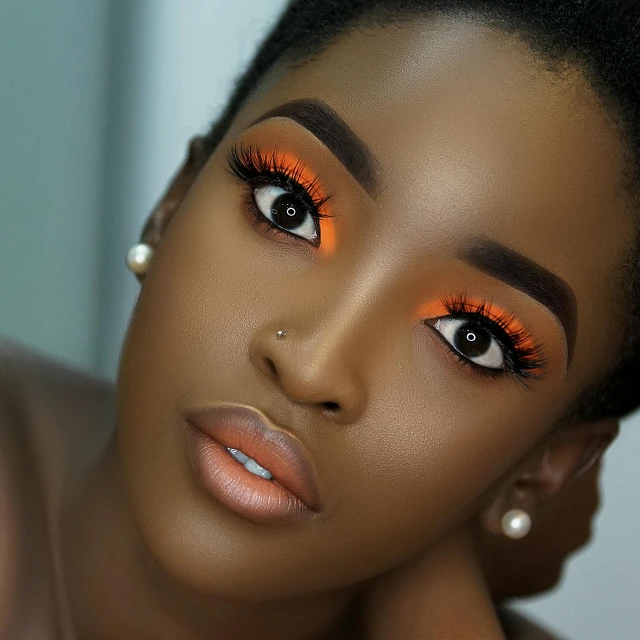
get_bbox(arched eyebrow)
[459,237,578,365]
[249,98,380,197]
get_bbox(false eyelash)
[225,144,332,226]
[439,294,548,384]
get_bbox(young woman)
[2,0,640,637]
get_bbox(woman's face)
[117,18,633,599]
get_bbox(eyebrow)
[250,98,379,196]
[458,237,578,365]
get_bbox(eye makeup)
[225,142,548,386]
[248,98,380,197]
[458,237,576,364]
[226,143,337,255]
[418,294,548,384]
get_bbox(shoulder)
[0,337,115,428]
[0,384,22,630]
[0,338,116,635]
[499,607,565,640]
[0,337,116,486]
[0,337,117,529]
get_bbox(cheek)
[265,304,557,583]
[119,178,273,408]
[319,368,546,573]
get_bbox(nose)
[248,317,369,425]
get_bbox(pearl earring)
[126,243,154,275]
[501,508,532,540]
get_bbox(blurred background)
[0,1,638,637]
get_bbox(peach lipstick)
[184,404,321,524]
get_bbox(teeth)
[226,448,249,464]
[244,458,273,479]
[226,447,273,480]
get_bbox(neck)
[360,529,505,639]
[59,435,360,640]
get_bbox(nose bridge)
[279,244,411,416]
[309,256,398,366]
[250,247,407,421]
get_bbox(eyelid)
[270,148,337,255]
[417,295,547,382]
[262,149,330,212]
[228,142,338,256]
[230,142,330,213]
[416,298,531,344]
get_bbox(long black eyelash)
[225,144,332,237]
[438,294,548,385]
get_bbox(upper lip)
[184,404,322,511]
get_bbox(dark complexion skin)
[0,338,611,639]
[4,15,631,640]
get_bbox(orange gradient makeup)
[416,294,547,381]
[318,216,336,256]
[226,144,337,255]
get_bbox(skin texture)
[0,337,609,639]
[0,15,632,640]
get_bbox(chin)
[120,466,352,603]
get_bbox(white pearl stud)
[126,243,154,275]
[501,508,532,540]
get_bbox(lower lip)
[185,427,314,524]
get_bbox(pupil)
[272,194,306,229]
[454,323,491,358]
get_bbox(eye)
[253,185,320,244]
[226,145,332,248]
[432,317,505,370]
[421,295,547,383]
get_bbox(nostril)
[264,357,278,378]
[322,401,340,413]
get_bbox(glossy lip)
[184,404,322,524]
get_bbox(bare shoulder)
[500,607,565,640]
[0,380,23,630]
[0,336,117,542]
[0,337,116,484]
[0,338,116,636]
[0,337,115,431]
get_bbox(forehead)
[248,20,626,206]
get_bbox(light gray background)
[1,2,638,638]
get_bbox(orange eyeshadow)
[319,216,337,256]
[260,148,336,256]
[415,296,539,357]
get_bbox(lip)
[184,404,322,524]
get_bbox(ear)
[133,136,208,282]
[480,418,619,537]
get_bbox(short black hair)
[203,0,640,423]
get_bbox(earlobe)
[480,418,619,540]
[128,136,208,282]
[479,475,538,540]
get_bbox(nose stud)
[275,329,287,339]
